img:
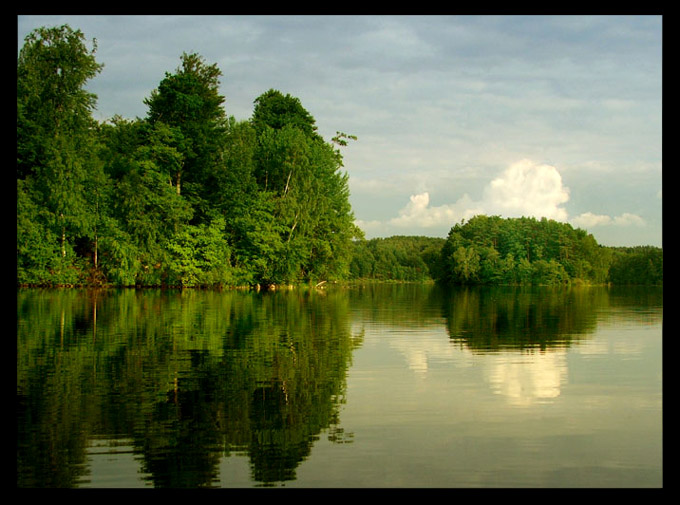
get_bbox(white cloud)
[571,211,645,228]
[390,193,451,228]
[388,159,570,230]
[570,212,613,228]
[612,213,646,227]
[483,159,570,221]
[379,159,647,237]
[388,192,481,229]
[354,218,383,234]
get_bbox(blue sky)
[17,15,663,247]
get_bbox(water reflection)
[487,352,568,406]
[17,288,359,488]
[439,285,659,352]
[17,284,662,488]
[439,285,661,407]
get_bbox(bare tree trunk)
[283,171,292,197]
[288,212,299,243]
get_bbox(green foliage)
[439,216,613,285]
[17,25,359,288]
[246,91,360,285]
[144,52,228,223]
[17,179,64,284]
[348,236,445,281]
[166,218,232,287]
[251,89,319,139]
[17,24,104,284]
[434,215,661,286]
[608,246,663,285]
[17,25,102,180]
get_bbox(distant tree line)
[438,215,611,285]
[345,217,662,286]
[348,236,444,281]
[17,25,361,288]
[606,246,663,285]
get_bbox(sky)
[17,15,663,247]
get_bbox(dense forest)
[349,236,445,282]
[17,25,361,288]
[436,215,662,286]
[346,226,662,286]
[17,25,662,288]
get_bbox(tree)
[17,179,62,284]
[251,89,319,140]
[247,90,360,285]
[17,25,104,282]
[348,236,445,281]
[17,25,103,179]
[144,52,227,223]
[166,217,232,287]
[96,115,193,285]
[608,247,663,285]
[207,117,259,226]
[452,246,480,283]
[17,27,364,288]
[230,191,287,286]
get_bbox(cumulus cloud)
[612,213,646,226]
[381,159,646,236]
[569,212,613,228]
[389,159,570,230]
[354,218,383,234]
[570,211,645,228]
[483,159,570,221]
[388,192,484,229]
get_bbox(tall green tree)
[249,90,360,285]
[17,24,103,180]
[95,116,194,285]
[17,24,104,283]
[207,117,259,226]
[251,89,320,140]
[144,52,227,223]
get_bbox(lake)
[17,283,662,488]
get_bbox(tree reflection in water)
[17,284,661,487]
[17,288,359,487]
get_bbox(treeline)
[607,246,663,285]
[17,25,361,288]
[344,217,662,286]
[436,215,661,286]
[348,236,445,281]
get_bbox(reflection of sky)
[387,328,457,377]
[487,352,568,406]
[370,323,570,407]
[353,305,662,411]
[315,311,661,487]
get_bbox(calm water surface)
[17,284,662,488]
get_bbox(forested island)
[17,25,662,289]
